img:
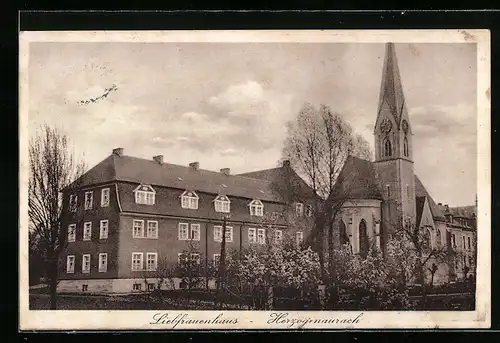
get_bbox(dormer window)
[181,190,199,210]
[134,184,156,205]
[249,199,264,216]
[214,195,230,213]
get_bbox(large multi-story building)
[58,152,316,293]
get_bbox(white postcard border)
[19,29,491,330]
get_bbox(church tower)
[373,42,416,226]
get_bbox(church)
[332,43,476,285]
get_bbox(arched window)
[358,219,369,258]
[339,219,349,246]
[436,228,442,247]
[422,228,432,251]
[383,138,392,157]
[403,137,409,157]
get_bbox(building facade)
[58,152,316,293]
[332,42,477,285]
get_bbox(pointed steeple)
[375,42,408,127]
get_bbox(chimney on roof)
[438,203,442,206]
[189,162,200,171]
[220,168,230,175]
[153,155,164,164]
[282,160,291,168]
[113,148,123,156]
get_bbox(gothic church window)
[383,138,392,157]
[404,137,409,157]
[339,219,349,246]
[358,219,369,259]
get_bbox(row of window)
[451,233,473,250]
[67,220,109,242]
[67,218,305,245]
[69,188,110,212]
[66,253,108,274]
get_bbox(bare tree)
[277,103,372,286]
[28,125,86,309]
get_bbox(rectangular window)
[83,222,92,241]
[468,236,471,250]
[69,194,78,212]
[462,235,466,249]
[82,254,91,273]
[146,252,158,271]
[257,228,266,244]
[248,228,256,243]
[452,234,456,248]
[296,203,304,216]
[213,254,221,267]
[305,205,313,217]
[99,220,109,239]
[98,253,108,272]
[190,224,201,241]
[84,191,93,210]
[250,204,264,216]
[135,191,155,205]
[213,226,232,242]
[101,188,110,207]
[181,193,199,209]
[178,223,189,240]
[132,283,142,291]
[147,283,156,292]
[215,200,230,213]
[386,185,390,198]
[213,226,222,242]
[296,231,304,245]
[66,255,75,273]
[133,220,144,238]
[147,221,158,238]
[132,252,143,271]
[82,284,88,292]
[67,224,76,242]
[274,230,283,243]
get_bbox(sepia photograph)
[19,30,490,330]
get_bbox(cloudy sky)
[28,42,477,206]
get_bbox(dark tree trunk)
[48,261,58,310]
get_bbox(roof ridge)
[117,154,274,184]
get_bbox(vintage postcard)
[19,29,491,330]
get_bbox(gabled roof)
[414,175,446,221]
[237,163,318,201]
[332,156,383,200]
[64,153,290,203]
[439,205,476,219]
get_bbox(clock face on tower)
[380,118,392,134]
[402,120,409,133]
